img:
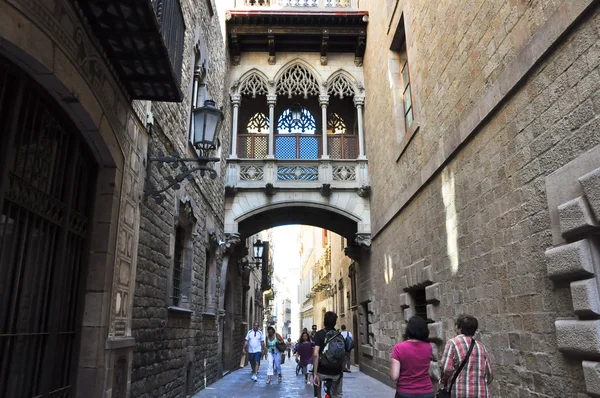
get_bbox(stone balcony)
[226,158,369,192]
[232,0,359,10]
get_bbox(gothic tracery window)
[276,64,320,99]
[277,108,316,134]
[247,112,269,134]
[327,74,355,99]
[327,113,347,134]
[239,73,268,98]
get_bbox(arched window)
[246,112,269,134]
[327,113,347,134]
[277,108,316,134]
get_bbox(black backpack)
[319,330,346,368]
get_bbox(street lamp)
[290,103,303,122]
[144,99,224,202]
[253,240,265,261]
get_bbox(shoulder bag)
[436,339,476,398]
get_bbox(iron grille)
[0,58,97,397]
[171,227,185,306]
[152,0,185,85]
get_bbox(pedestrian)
[286,337,293,358]
[311,324,318,341]
[243,322,266,382]
[389,316,435,398]
[265,325,285,384]
[439,315,493,398]
[340,324,353,373]
[312,311,347,398]
[295,331,314,385]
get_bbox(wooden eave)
[226,10,368,65]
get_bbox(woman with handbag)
[438,315,493,398]
[265,326,286,384]
[389,316,435,398]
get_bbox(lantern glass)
[253,240,264,260]
[193,100,223,151]
[291,103,303,122]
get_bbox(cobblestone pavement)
[192,356,396,398]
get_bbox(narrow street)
[192,358,395,398]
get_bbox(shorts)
[248,352,262,365]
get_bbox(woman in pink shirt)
[389,316,434,398]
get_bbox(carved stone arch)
[236,68,271,98]
[274,58,323,98]
[326,70,361,99]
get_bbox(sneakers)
[251,374,257,382]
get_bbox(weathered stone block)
[571,278,600,317]
[580,168,600,220]
[425,283,441,303]
[427,322,444,342]
[545,239,596,281]
[398,292,411,309]
[403,307,415,321]
[556,320,600,358]
[583,360,600,397]
[558,196,599,239]
[426,303,439,321]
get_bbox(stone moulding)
[545,152,600,396]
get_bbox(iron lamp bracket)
[144,150,219,203]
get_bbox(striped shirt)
[440,335,493,398]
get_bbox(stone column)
[320,95,330,159]
[354,96,366,159]
[230,94,241,158]
[267,95,277,158]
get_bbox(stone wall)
[361,0,600,396]
[130,0,236,396]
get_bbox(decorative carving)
[278,0,318,6]
[320,183,332,197]
[326,0,351,7]
[265,183,276,196]
[327,74,355,99]
[224,232,242,255]
[355,233,372,248]
[240,165,265,181]
[355,31,366,66]
[277,166,319,181]
[276,64,320,99]
[208,229,219,251]
[332,166,356,181]
[357,185,371,197]
[239,73,268,98]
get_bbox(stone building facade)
[0,0,238,397]
[358,0,600,396]
[129,0,235,395]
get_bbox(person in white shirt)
[340,324,353,373]
[243,322,266,381]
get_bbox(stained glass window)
[327,113,347,134]
[277,108,316,134]
[247,112,269,134]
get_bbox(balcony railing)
[237,134,358,160]
[234,0,358,8]
[79,0,185,101]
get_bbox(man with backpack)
[312,311,348,398]
[340,324,353,373]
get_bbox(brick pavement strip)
[192,357,396,398]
